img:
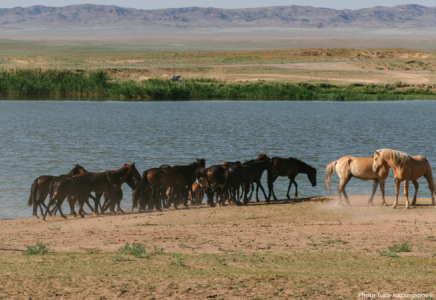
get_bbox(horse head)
[307,167,317,187]
[125,163,142,181]
[196,158,206,168]
[373,150,383,174]
[70,164,88,176]
[257,152,268,161]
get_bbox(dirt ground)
[1,195,436,299]
[1,195,435,256]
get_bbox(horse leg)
[77,196,86,218]
[117,197,124,213]
[255,183,261,202]
[380,181,388,206]
[367,180,379,206]
[34,194,44,218]
[55,195,68,219]
[94,193,102,215]
[286,179,293,200]
[170,188,178,210]
[337,177,351,206]
[423,172,436,205]
[42,195,57,221]
[411,180,419,206]
[404,180,410,209]
[68,196,77,217]
[243,184,250,205]
[270,182,279,201]
[392,179,401,209]
[155,189,161,210]
[293,180,298,198]
[257,181,269,203]
[248,183,254,201]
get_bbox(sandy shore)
[1,195,435,256]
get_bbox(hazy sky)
[0,0,435,10]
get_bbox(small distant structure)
[169,53,181,82]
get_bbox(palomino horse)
[265,156,316,201]
[373,149,436,209]
[45,163,141,219]
[325,156,390,206]
[28,164,87,218]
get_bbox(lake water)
[1,100,435,219]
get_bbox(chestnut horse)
[28,164,87,218]
[45,163,141,220]
[373,149,436,209]
[325,156,390,206]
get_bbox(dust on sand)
[1,195,435,256]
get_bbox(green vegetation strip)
[1,69,436,101]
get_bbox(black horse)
[266,156,317,200]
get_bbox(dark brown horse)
[44,163,141,220]
[224,159,275,205]
[204,162,241,206]
[136,165,171,211]
[28,164,87,218]
[266,156,317,201]
[144,159,205,210]
[102,175,138,213]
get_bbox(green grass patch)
[1,69,436,101]
[116,243,164,259]
[23,241,48,256]
[388,242,412,253]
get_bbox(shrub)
[23,241,48,256]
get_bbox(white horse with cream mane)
[372,149,436,209]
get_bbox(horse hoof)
[392,206,397,209]
[405,207,410,210]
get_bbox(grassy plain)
[2,28,436,97]
[1,196,436,299]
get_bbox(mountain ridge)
[1,4,436,30]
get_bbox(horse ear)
[264,152,266,155]
[257,152,260,156]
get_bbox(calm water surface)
[1,100,435,219]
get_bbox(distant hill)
[1,4,436,30]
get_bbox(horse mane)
[377,149,410,166]
[288,157,316,172]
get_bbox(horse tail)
[28,179,38,206]
[325,160,337,193]
[424,160,436,194]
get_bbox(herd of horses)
[27,153,317,220]
[27,148,436,220]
